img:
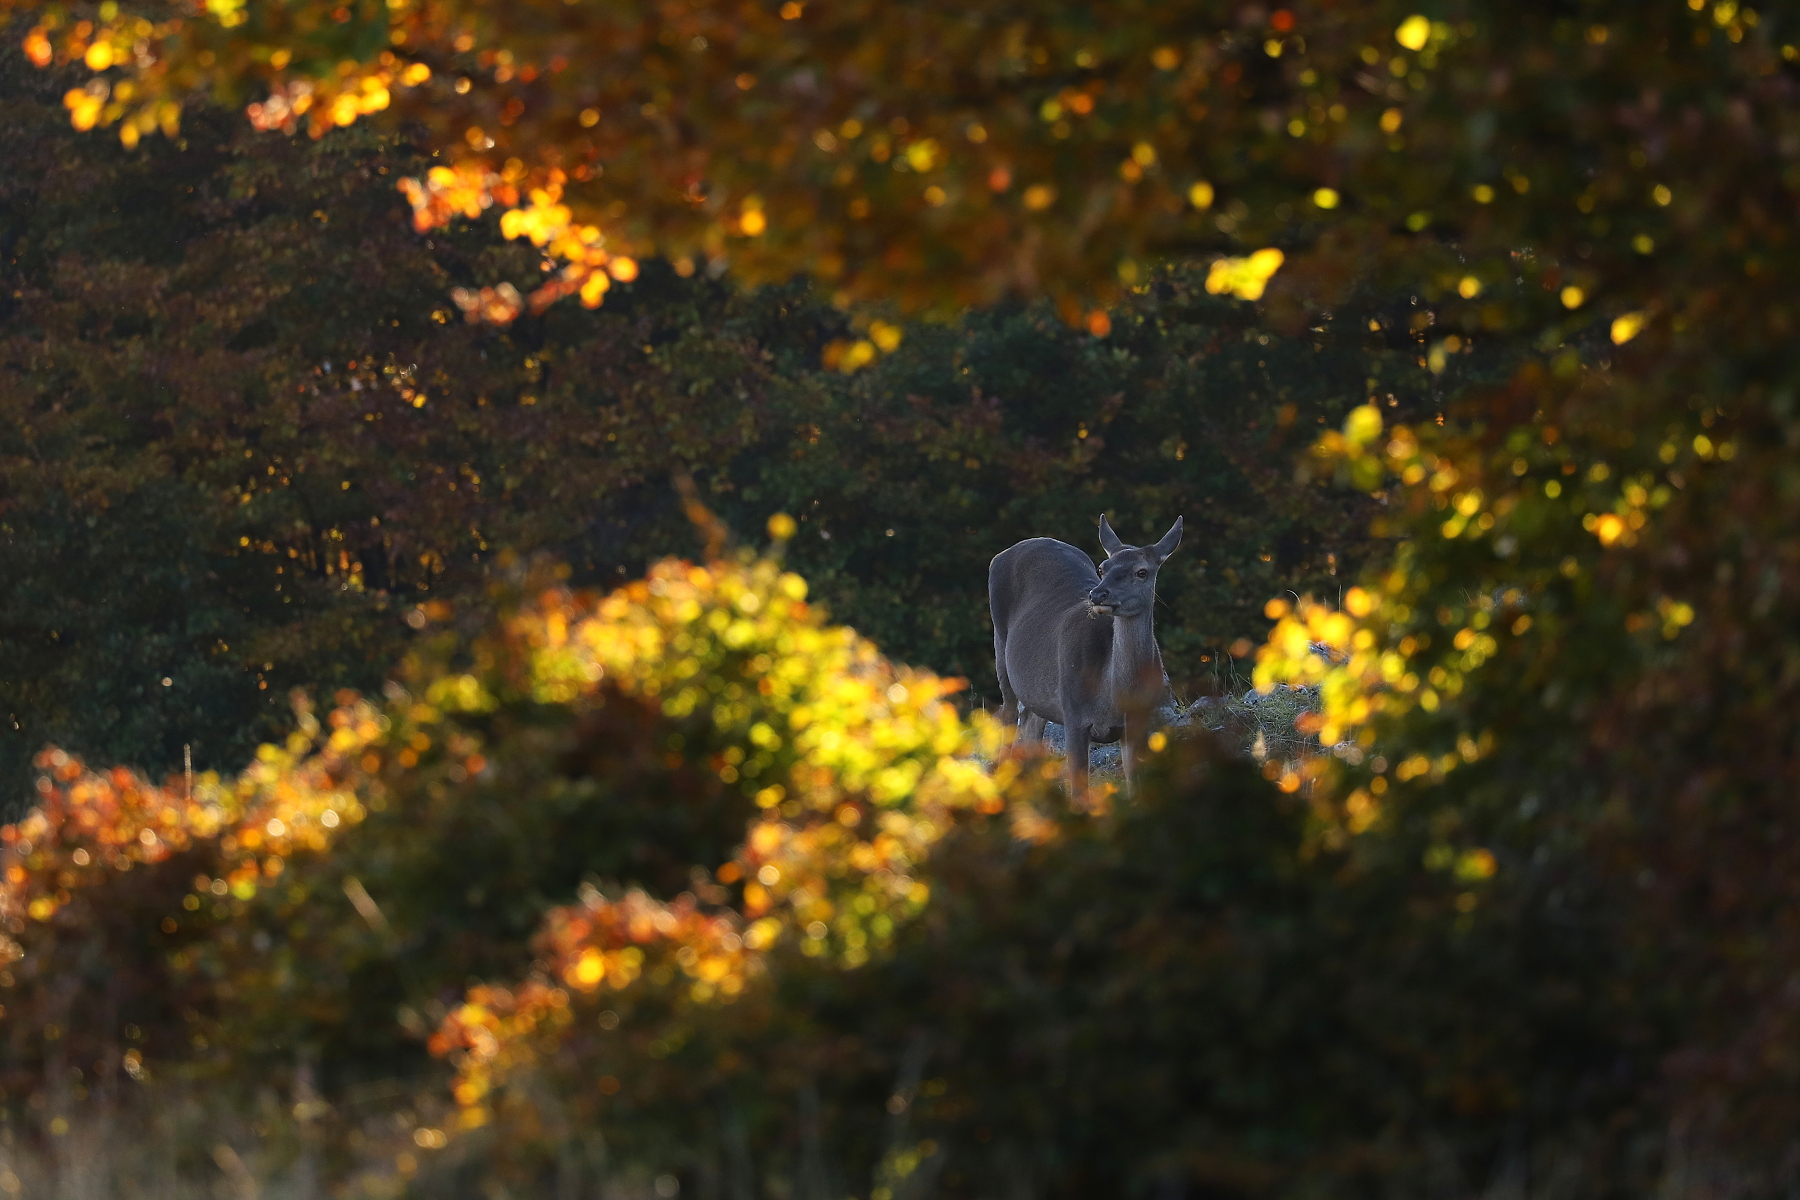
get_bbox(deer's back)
[989,538,1118,730]
[988,538,1099,630]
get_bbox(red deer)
[988,515,1182,793]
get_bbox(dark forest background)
[0,47,1476,808]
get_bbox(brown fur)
[988,515,1182,794]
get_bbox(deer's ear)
[1098,514,1126,557]
[1150,515,1183,562]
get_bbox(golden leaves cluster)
[432,888,752,1118]
[0,544,1029,1133]
[419,553,1018,1127]
[0,701,377,943]
[4,0,1408,324]
[1204,248,1286,302]
[397,164,639,318]
[411,552,1021,1122]
[1266,374,1730,844]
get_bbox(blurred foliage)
[0,0,1797,1195]
[0,552,1026,1192]
[0,553,1637,1199]
[0,0,1437,321]
[6,0,1774,336]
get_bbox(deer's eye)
[1136,568,1148,579]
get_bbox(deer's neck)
[1107,612,1166,706]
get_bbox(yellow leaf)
[904,139,940,171]
[1343,404,1384,451]
[1395,15,1431,51]
[1610,312,1646,344]
[869,321,902,353]
[579,270,611,306]
[1203,248,1284,301]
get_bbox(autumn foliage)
[0,547,1042,1188]
[4,0,1800,1195]
[0,547,1598,1195]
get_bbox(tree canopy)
[8,0,1783,335]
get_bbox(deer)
[988,514,1183,795]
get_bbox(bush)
[0,549,1668,1198]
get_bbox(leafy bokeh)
[2,0,1799,1195]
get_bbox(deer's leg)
[1119,658,1163,795]
[993,632,1019,736]
[1065,722,1091,797]
[1020,713,1047,745]
[1058,668,1092,797]
[1121,709,1146,796]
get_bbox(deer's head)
[1087,515,1183,619]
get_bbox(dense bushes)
[0,550,994,1190]
[0,550,1641,1199]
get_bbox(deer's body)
[989,517,1182,793]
